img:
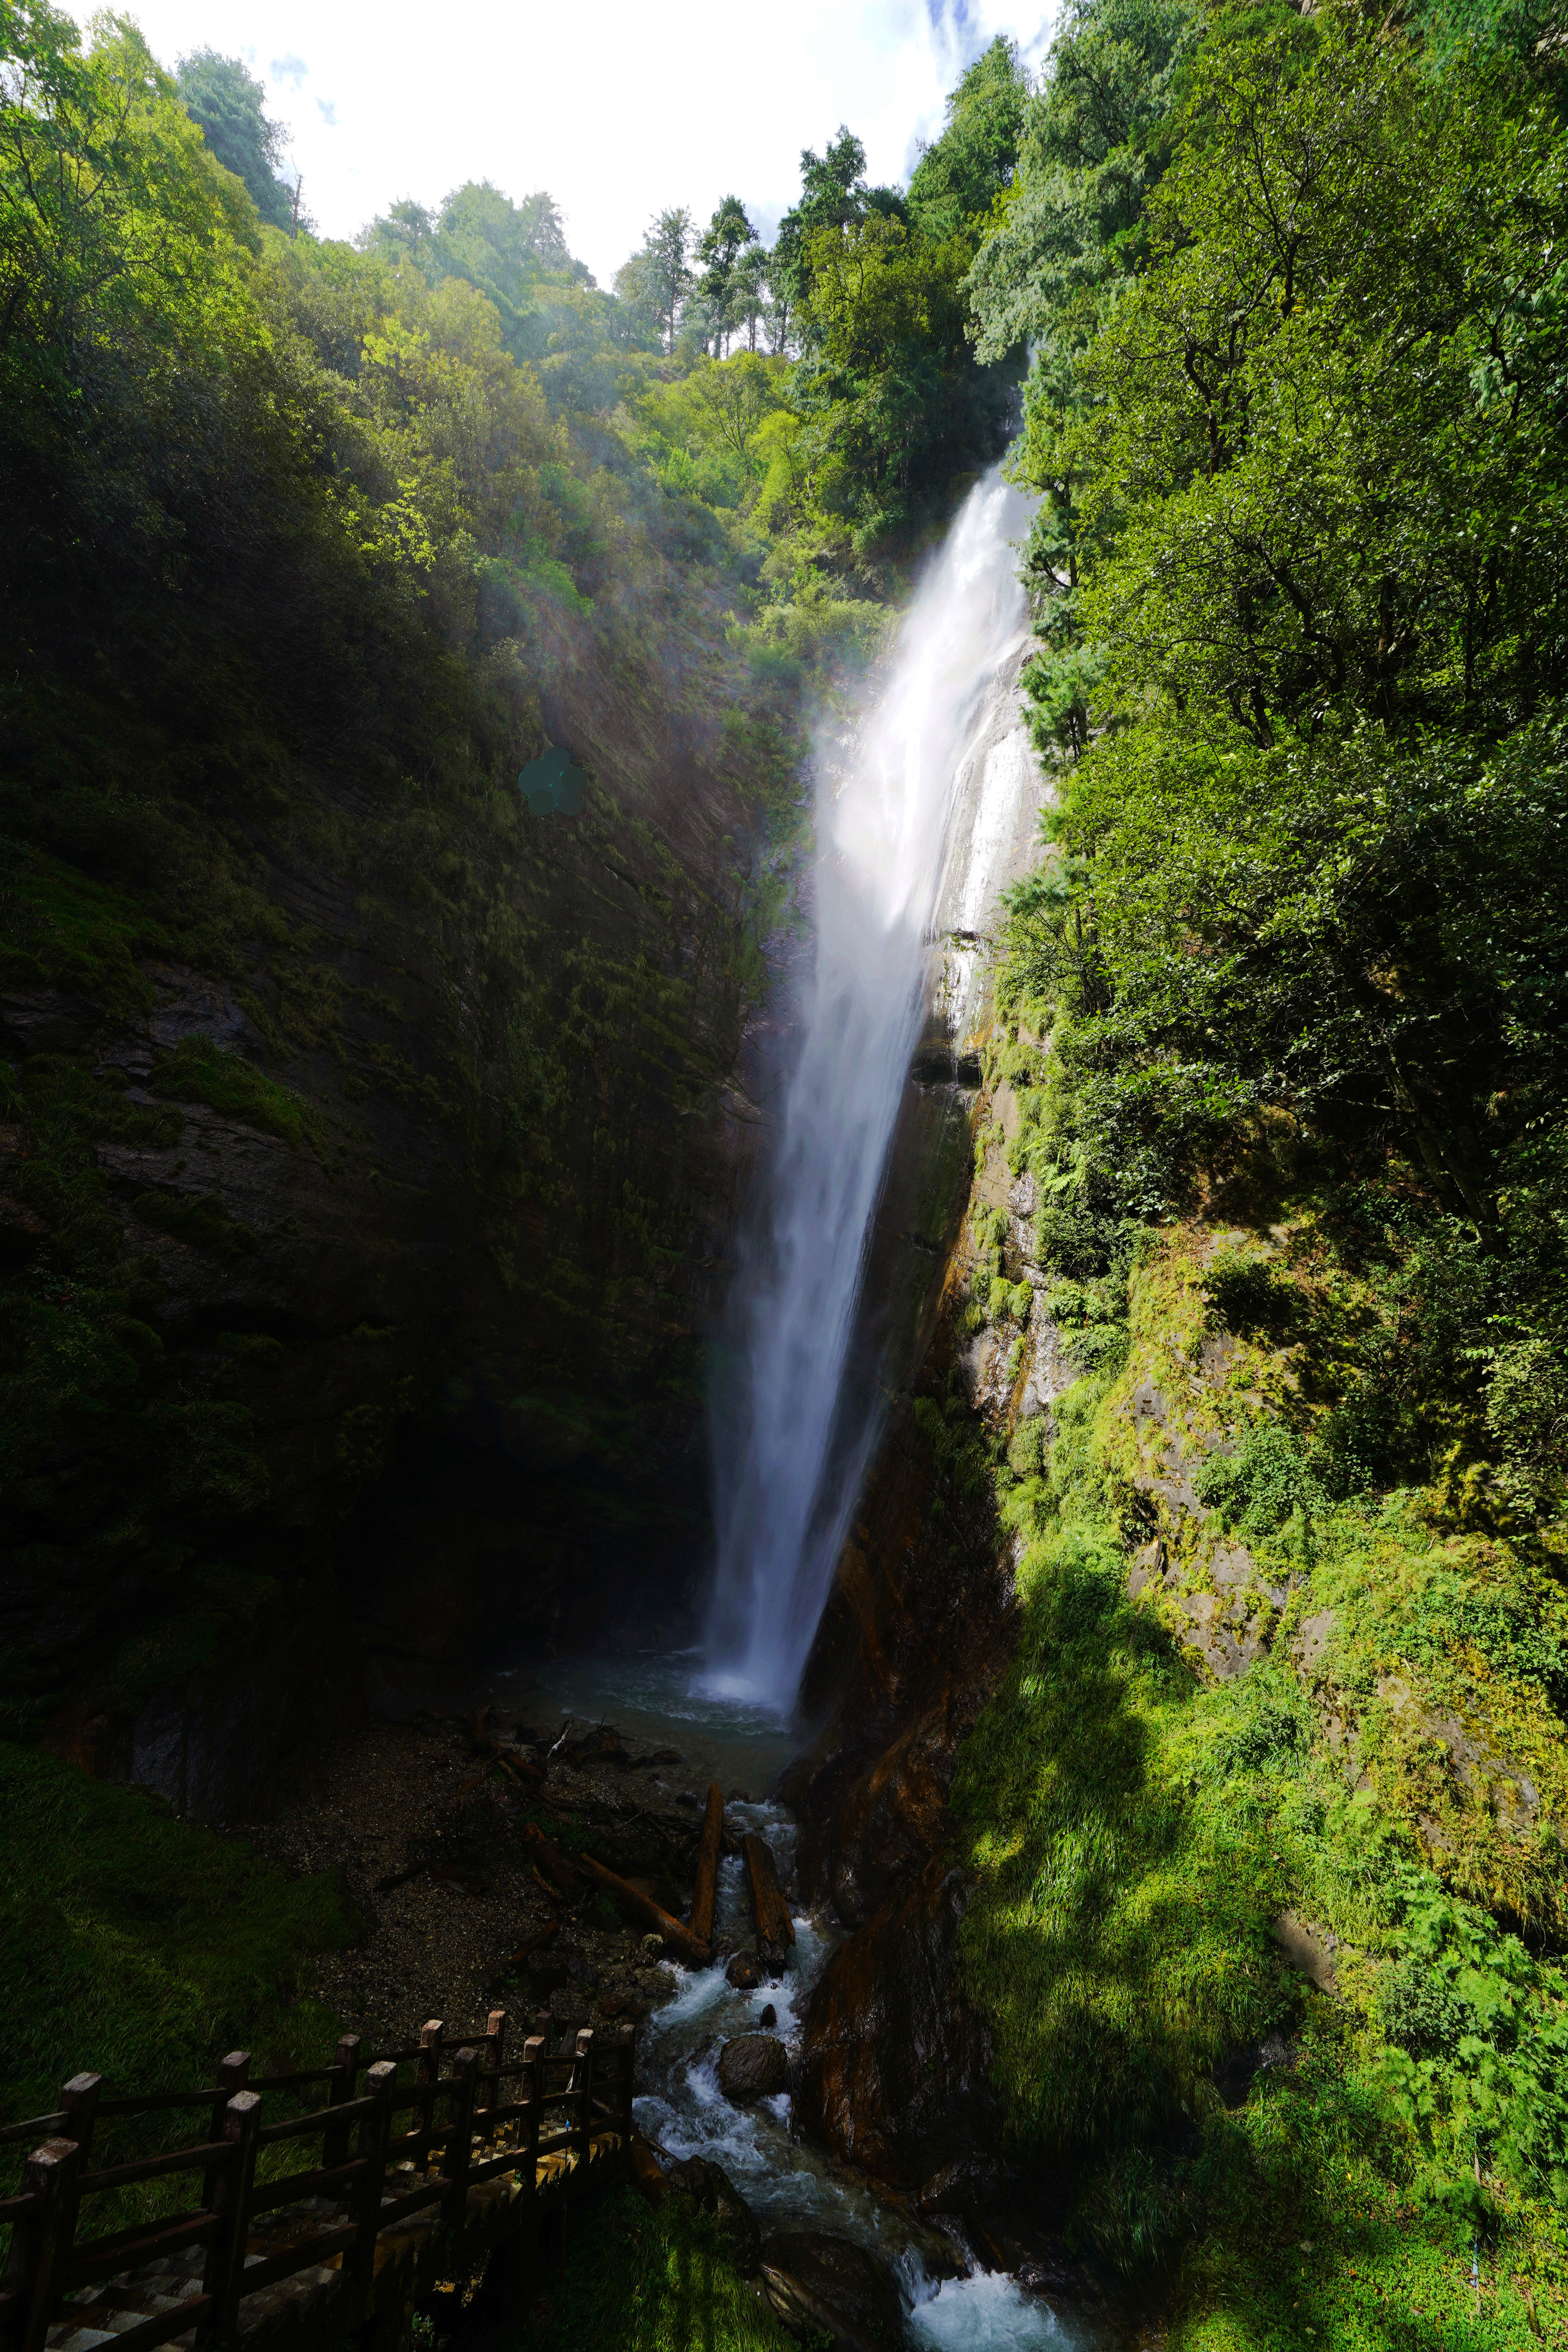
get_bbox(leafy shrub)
[1196,1425,1330,1546]
[1369,1866,1568,2205]
[1485,1333,1568,1506]
[1209,1686,1310,1778]
[1400,1568,1568,1708]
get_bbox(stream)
[488,1651,1091,2350]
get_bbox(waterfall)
[704,465,1038,1711]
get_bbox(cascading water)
[705,465,1037,1710]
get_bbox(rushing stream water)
[493,1654,1089,2349]
[704,465,1038,1712]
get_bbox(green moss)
[96,1569,282,1719]
[953,932,1568,2329]
[954,1511,1292,2155]
[0,842,172,1015]
[131,1189,256,1257]
[954,1435,1568,2320]
[145,1036,322,1154]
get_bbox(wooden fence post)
[441,2051,477,2227]
[56,2074,101,2264]
[519,2036,544,2192]
[322,2034,362,2174]
[570,2031,593,2169]
[13,2138,80,2352]
[478,2011,506,2141]
[203,2053,249,2213]
[347,2063,395,2318]
[414,2022,444,2173]
[200,2091,260,2352]
[57,2075,101,2161]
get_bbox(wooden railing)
[0,2011,636,2352]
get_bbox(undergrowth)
[0,1742,354,2131]
[523,2182,797,2352]
[945,884,1568,2342]
[0,1740,358,2254]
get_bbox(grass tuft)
[524,2183,797,2352]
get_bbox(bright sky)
[68,0,1058,285]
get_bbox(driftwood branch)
[578,1853,710,1968]
[520,1822,590,1901]
[743,1833,795,1961]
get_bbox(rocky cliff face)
[782,1063,1075,2209]
[1,606,779,1818]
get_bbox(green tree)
[1077,13,1568,744]
[697,193,755,355]
[615,205,694,356]
[907,34,1029,239]
[730,240,772,351]
[978,0,1568,1488]
[772,126,867,320]
[175,48,293,229]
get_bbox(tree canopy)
[175,48,294,229]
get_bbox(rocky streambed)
[250,1655,1147,2350]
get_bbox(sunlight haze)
[71,0,1057,278]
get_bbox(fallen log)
[742,1833,795,1963]
[471,1706,546,1787]
[579,1851,711,1968]
[688,1783,724,1948]
[520,1820,591,1900]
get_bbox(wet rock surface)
[2,613,773,1811]
[779,1389,1017,1931]
[717,2032,789,2105]
[794,1858,996,2189]
[777,1098,1081,2254]
[757,2232,904,2352]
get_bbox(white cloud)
[75,0,1056,282]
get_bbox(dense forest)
[4,0,1568,2343]
[943,0,1568,2336]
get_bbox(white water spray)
[705,467,1038,1709]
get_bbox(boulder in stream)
[665,2154,761,2272]
[726,1949,764,1990]
[758,2232,904,2352]
[717,2032,789,2104]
